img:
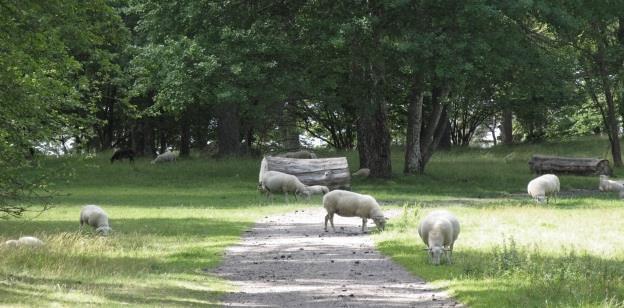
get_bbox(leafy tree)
[0,0,126,217]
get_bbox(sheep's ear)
[422,248,430,251]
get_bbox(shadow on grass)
[0,217,252,305]
[0,273,222,306]
[376,239,624,307]
[0,217,250,237]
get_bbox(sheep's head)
[3,240,19,248]
[96,226,113,236]
[535,195,547,203]
[372,215,386,231]
[296,187,311,198]
[427,246,445,265]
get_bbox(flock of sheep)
[259,151,623,265]
[3,149,622,269]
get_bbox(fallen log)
[528,154,611,176]
[259,156,351,190]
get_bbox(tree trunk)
[216,102,241,157]
[438,120,452,150]
[501,107,513,145]
[280,101,300,151]
[417,84,450,173]
[528,155,612,176]
[180,115,190,158]
[596,41,623,166]
[404,76,425,174]
[357,105,392,178]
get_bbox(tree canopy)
[2,0,624,215]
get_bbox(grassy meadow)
[1,136,624,306]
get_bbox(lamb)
[260,171,310,202]
[110,149,135,163]
[151,150,178,164]
[302,185,330,199]
[277,150,317,159]
[322,190,386,233]
[352,168,370,178]
[2,236,44,248]
[80,205,112,236]
[598,175,624,192]
[527,174,560,204]
[418,210,460,265]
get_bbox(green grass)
[1,135,624,306]
[0,154,310,306]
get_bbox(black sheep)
[110,149,135,163]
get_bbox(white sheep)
[527,174,560,204]
[301,185,329,199]
[322,190,386,233]
[598,175,624,192]
[2,236,44,248]
[277,150,317,159]
[80,205,112,236]
[261,171,309,202]
[151,150,178,164]
[352,168,370,178]
[418,210,460,265]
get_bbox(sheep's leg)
[329,213,336,232]
[284,192,289,203]
[324,214,329,232]
[361,218,367,233]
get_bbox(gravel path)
[214,208,462,307]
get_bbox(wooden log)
[260,156,351,190]
[528,154,612,176]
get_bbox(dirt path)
[214,208,461,307]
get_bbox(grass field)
[1,136,623,306]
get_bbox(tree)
[0,0,127,217]
[525,1,624,165]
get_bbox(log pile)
[528,154,611,176]
[259,156,351,190]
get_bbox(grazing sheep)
[3,236,44,248]
[151,150,178,164]
[322,190,386,233]
[352,168,370,178]
[110,149,135,163]
[527,174,560,204]
[302,185,330,199]
[80,205,112,236]
[418,210,460,265]
[599,175,624,192]
[261,171,309,202]
[277,150,317,159]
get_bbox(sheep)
[260,171,310,202]
[418,210,460,265]
[352,168,370,178]
[151,150,178,164]
[80,205,112,236]
[277,150,317,159]
[110,149,135,164]
[598,175,624,192]
[2,236,44,248]
[322,190,386,233]
[527,174,560,204]
[302,185,330,199]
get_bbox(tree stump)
[259,156,351,190]
[528,154,612,176]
